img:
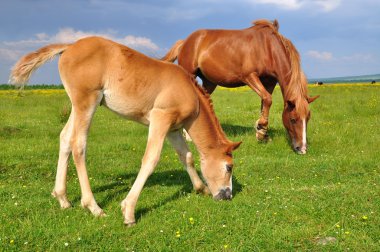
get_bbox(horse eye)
[226,164,233,173]
[290,118,296,124]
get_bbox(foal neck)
[185,85,230,156]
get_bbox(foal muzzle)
[213,188,232,201]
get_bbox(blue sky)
[1,0,379,84]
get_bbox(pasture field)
[0,84,379,251]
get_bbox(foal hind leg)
[167,130,209,195]
[243,73,273,141]
[70,91,105,216]
[52,112,74,209]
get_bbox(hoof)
[124,221,136,227]
[255,131,270,142]
[52,191,72,209]
[196,185,210,195]
[255,121,269,142]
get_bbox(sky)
[0,0,379,84]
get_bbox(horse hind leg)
[52,111,74,209]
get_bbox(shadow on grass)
[222,123,285,140]
[72,169,243,222]
[221,123,252,136]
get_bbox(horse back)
[178,27,281,83]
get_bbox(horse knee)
[262,95,272,107]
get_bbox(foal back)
[59,36,198,126]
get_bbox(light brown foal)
[10,36,241,226]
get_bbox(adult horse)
[162,19,319,154]
[10,36,241,226]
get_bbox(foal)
[10,36,241,225]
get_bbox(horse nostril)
[225,188,232,200]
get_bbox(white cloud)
[249,0,341,12]
[0,48,23,61]
[3,27,159,51]
[342,53,374,62]
[306,50,333,60]
[253,0,302,10]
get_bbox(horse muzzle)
[294,146,307,154]
[213,187,232,201]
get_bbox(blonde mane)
[188,75,230,144]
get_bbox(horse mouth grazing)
[294,146,307,155]
[213,188,232,201]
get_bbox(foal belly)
[102,90,150,125]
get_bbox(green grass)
[0,85,379,251]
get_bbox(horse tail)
[161,40,184,62]
[9,44,70,87]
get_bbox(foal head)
[200,141,241,200]
[282,95,319,154]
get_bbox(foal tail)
[9,44,70,87]
[161,40,184,62]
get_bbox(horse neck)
[185,89,229,156]
[271,33,308,104]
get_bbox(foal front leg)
[167,130,209,195]
[121,110,172,226]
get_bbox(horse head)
[282,95,319,154]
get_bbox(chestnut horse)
[10,36,241,226]
[162,19,319,154]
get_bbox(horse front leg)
[121,110,173,226]
[243,74,275,141]
[256,76,277,141]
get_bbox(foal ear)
[231,141,242,151]
[307,95,320,103]
[286,100,296,110]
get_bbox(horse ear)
[286,100,295,110]
[307,95,320,103]
[231,141,242,151]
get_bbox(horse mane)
[252,19,309,103]
[188,75,230,145]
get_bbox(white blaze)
[302,119,307,149]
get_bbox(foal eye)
[226,164,233,173]
[225,151,233,157]
[290,118,296,124]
